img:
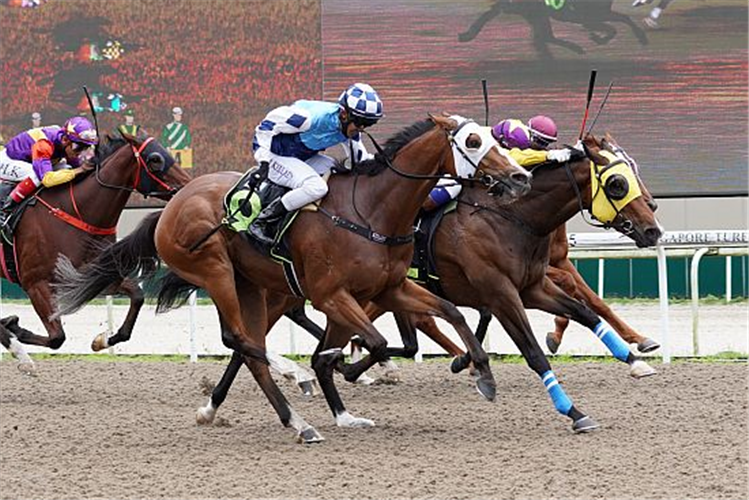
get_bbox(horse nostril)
[645,226,662,242]
[511,171,531,186]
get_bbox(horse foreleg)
[522,277,656,379]
[609,11,649,45]
[373,280,496,401]
[486,285,599,433]
[458,1,504,42]
[0,319,35,376]
[13,281,67,349]
[551,259,660,353]
[92,278,144,351]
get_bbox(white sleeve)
[340,132,374,169]
[253,105,312,163]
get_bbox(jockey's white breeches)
[0,150,40,185]
[265,151,337,211]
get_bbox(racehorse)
[154,133,663,434]
[53,114,533,443]
[0,132,191,374]
[458,0,649,59]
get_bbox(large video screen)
[1,0,746,197]
[0,0,322,179]
[322,0,747,196]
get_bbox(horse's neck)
[507,161,590,236]
[351,130,449,234]
[74,147,136,227]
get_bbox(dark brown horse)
[152,133,662,434]
[459,0,649,59]
[53,115,533,442]
[0,132,191,374]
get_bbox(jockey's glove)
[546,149,572,163]
[41,169,76,188]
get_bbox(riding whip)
[578,69,597,140]
[82,86,101,158]
[481,79,490,126]
[586,81,614,137]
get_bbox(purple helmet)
[490,119,531,149]
[527,115,558,148]
[63,116,99,146]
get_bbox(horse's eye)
[466,134,482,149]
[147,152,165,171]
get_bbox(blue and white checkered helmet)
[338,83,383,126]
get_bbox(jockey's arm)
[341,132,374,169]
[30,139,55,181]
[253,105,312,164]
[507,147,549,167]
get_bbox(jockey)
[249,82,383,244]
[0,116,98,215]
[425,115,573,211]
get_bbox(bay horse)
[458,0,649,59]
[0,132,191,374]
[157,133,663,434]
[53,114,533,443]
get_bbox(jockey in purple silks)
[425,115,577,211]
[0,116,98,216]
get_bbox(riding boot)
[249,198,288,244]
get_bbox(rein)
[95,137,177,197]
[362,127,492,185]
[454,198,546,238]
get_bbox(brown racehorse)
[53,115,533,443]
[147,133,662,434]
[0,133,191,374]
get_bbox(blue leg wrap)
[542,370,572,415]
[593,320,631,362]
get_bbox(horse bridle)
[361,121,505,190]
[561,143,636,234]
[95,137,178,197]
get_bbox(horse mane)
[351,119,436,176]
[95,134,129,164]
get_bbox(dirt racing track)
[1,359,746,499]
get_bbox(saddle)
[222,167,327,298]
[0,181,38,283]
[409,200,458,297]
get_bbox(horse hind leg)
[92,278,144,351]
[0,320,35,376]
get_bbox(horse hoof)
[451,355,470,374]
[91,333,109,352]
[355,373,376,386]
[298,380,320,397]
[637,338,661,353]
[629,359,658,379]
[475,377,496,402]
[297,427,325,444]
[545,333,561,354]
[572,415,600,433]
[196,406,216,425]
[335,411,375,428]
[1,315,20,329]
[17,362,36,377]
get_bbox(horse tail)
[155,270,199,314]
[52,211,163,318]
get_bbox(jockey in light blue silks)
[249,83,384,244]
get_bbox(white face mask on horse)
[447,115,527,179]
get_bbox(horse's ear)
[119,131,137,145]
[429,113,458,131]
